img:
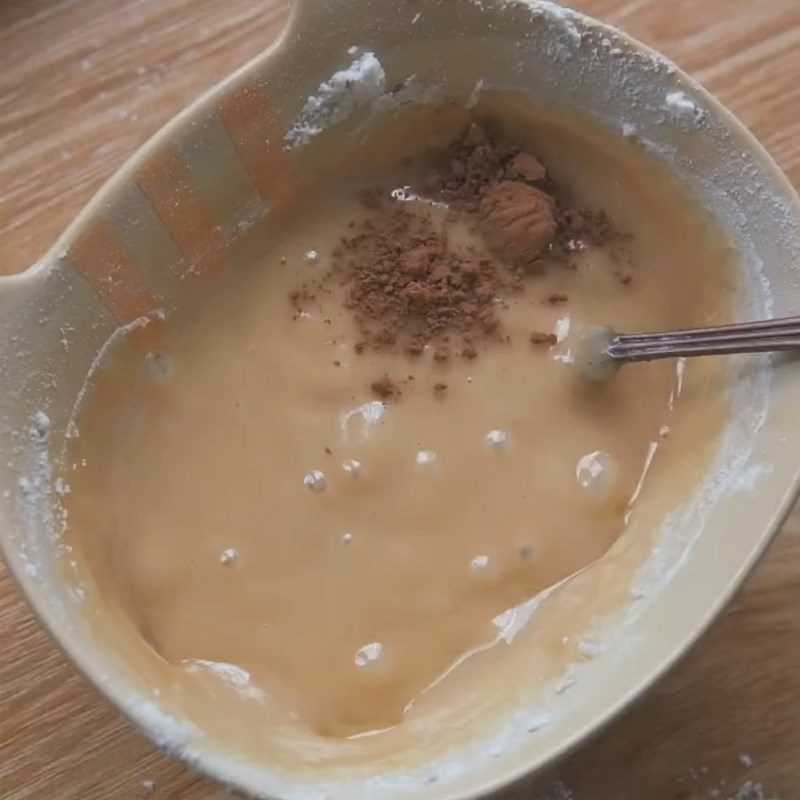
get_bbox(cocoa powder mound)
[300,122,624,359]
[429,123,618,254]
[334,205,508,359]
[426,123,612,268]
[429,124,510,212]
[479,181,557,270]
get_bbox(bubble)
[342,458,362,476]
[304,249,320,264]
[471,554,490,570]
[354,641,383,667]
[576,450,618,495]
[485,429,511,452]
[303,470,327,492]
[340,401,387,442]
[220,548,239,565]
[341,532,355,545]
[360,402,386,425]
[415,449,437,467]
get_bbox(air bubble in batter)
[304,470,327,492]
[576,450,618,495]
[354,641,383,667]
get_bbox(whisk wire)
[607,315,800,363]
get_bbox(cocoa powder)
[293,122,623,360]
[370,375,401,400]
[479,181,557,269]
[333,204,511,359]
[511,152,547,182]
[530,331,557,346]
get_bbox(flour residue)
[183,659,267,701]
[15,409,55,584]
[665,90,707,128]
[339,400,388,441]
[284,53,449,151]
[284,52,387,150]
[530,0,583,47]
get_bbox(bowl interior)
[2,2,800,799]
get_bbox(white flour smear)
[727,781,780,800]
[284,52,387,149]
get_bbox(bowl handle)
[0,261,52,314]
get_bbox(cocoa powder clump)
[370,375,401,399]
[556,206,617,248]
[511,152,547,182]
[333,205,509,358]
[429,123,620,256]
[479,181,557,269]
[431,123,509,212]
[299,122,626,360]
[530,331,557,346]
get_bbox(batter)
[62,100,734,752]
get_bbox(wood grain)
[1,2,798,798]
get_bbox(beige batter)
[63,101,734,757]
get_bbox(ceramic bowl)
[2,1,799,799]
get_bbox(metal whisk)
[607,316,800,363]
[573,317,800,381]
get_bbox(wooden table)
[1,2,798,798]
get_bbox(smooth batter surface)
[62,101,734,754]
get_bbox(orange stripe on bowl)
[137,146,227,276]
[218,86,299,209]
[67,217,159,324]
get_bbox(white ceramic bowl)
[2,2,800,798]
